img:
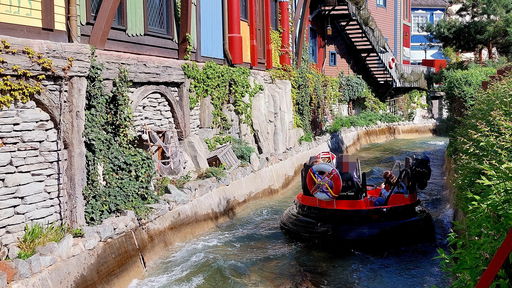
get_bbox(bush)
[441,74,512,287]
[299,132,314,143]
[17,224,68,259]
[198,166,226,180]
[325,111,403,133]
[205,136,255,163]
[231,138,255,163]
[339,73,367,103]
[441,66,496,120]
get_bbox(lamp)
[326,18,332,35]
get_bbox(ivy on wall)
[0,40,58,109]
[83,53,156,224]
[182,61,262,130]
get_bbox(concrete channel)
[10,122,436,288]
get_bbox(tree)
[427,0,512,60]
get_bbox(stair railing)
[344,0,401,85]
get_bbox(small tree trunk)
[478,47,484,63]
[487,42,494,60]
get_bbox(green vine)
[395,89,428,120]
[184,33,193,61]
[271,30,282,68]
[182,61,263,130]
[83,53,156,224]
[0,40,58,109]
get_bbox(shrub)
[299,132,314,143]
[441,74,512,287]
[17,224,68,259]
[198,166,226,180]
[170,174,192,189]
[205,136,255,163]
[231,138,255,163]
[325,111,403,133]
[441,66,496,120]
[395,90,428,121]
[339,73,367,103]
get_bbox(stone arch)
[131,85,187,140]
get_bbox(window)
[412,14,428,33]
[377,0,386,8]
[271,0,279,30]
[329,51,337,66]
[433,12,444,25]
[146,0,171,35]
[240,0,248,20]
[309,27,317,63]
[90,0,125,26]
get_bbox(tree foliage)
[428,0,512,59]
[441,73,512,288]
[441,66,496,120]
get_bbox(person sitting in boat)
[373,170,406,206]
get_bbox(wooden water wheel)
[143,128,183,176]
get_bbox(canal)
[129,136,452,288]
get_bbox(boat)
[280,152,434,244]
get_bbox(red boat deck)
[297,187,418,210]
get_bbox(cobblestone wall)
[190,106,200,135]
[134,92,177,132]
[0,101,66,248]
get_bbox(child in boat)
[373,171,397,206]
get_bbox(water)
[129,137,452,288]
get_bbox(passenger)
[373,171,397,206]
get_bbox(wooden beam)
[178,0,192,59]
[296,0,311,66]
[89,0,121,49]
[292,0,305,53]
[41,0,55,30]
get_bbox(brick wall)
[367,0,396,55]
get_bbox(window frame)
[144,0,174,38]
[309,27,318,63]
[270,0,279,30]
[433,11,444,25]
[403,0,410,21]
[412,11,429,34]
[329,51,337,66]
[376,0,386,8]
[87,0,127,28]
[240,0,248,21]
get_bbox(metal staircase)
[319,0,427,89]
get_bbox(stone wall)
[0,101,65,250]
[0,36,300,255]
[133,92,177,132]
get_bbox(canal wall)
[0,35,303,262]
[6,121,436,288]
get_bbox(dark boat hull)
[280,202,434,243]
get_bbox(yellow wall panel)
[55,22,65,30]
[0,0,42,27]
[54,6,65,15]
[54,14,65,22]
[240,21,250,63]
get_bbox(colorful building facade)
[411,0,448,64]
[0,0,289,69]
[0,0,67,41]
